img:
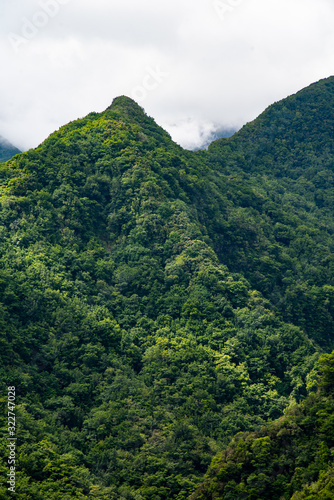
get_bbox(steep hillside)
[0,135,21,162]
[190,352,334,500]
[206,76,334,347]
[209,76,334,177]
[0,82,333,499]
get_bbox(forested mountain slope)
[190,352,334,500]
[206,76,334,348]
[209,76,334,178]
[0,135,21,162]
[0,80,333,499]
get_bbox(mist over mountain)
[0,134,21,162]
[193,126,237,151]
[0,78,334,499]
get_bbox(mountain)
[206,76,334,348]
[0,80,333,499]
[190,351,334,499]
[0,135,21,162]
[209,76,334,176]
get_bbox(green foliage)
[191,351,334,499]
[0,81,334,498]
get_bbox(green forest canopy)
[0,77,334,498]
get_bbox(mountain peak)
[106,95,147,120]
[105,95,173,145]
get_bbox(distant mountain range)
[0,135,21,162]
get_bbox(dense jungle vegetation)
[0,76,334,499]
[190,351,334,499]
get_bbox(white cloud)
[1,0,334,150]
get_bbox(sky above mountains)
[1,0,334,151]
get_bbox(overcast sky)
[1,0,334,151]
